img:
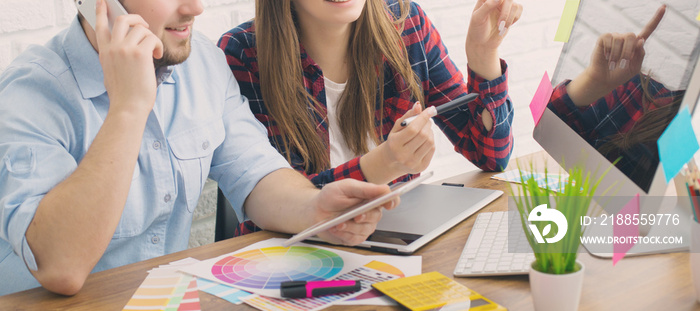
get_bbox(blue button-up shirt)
[0,18,290,295]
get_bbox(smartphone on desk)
[76,0,128,30]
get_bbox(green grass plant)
[511,161,615,274]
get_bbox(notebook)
[308,182,503,255]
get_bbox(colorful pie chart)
[211,246,344,290]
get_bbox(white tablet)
[283,171,434,247]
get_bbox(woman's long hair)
[255,0,423,174]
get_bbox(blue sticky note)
[658,107,699,182]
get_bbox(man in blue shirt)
[0,0,392,296]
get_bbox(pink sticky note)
[612,194,640,266]
[530,72,554,126]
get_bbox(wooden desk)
[1,165,698,310]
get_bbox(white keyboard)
[454,211,535,277]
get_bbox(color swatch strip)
[196,278,253,304]
[123,261,201,311]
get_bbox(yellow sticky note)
[554,0,581,43]
[696,10,700,21]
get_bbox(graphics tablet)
[353,183,502,254]
[287,173,503,255]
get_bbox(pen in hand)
[401,93,479,126]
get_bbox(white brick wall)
[0,0,564,247]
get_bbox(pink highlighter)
[280,280,362,298]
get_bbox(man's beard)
[153,38,191,68]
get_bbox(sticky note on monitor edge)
[658,106,700,183]
[612,194,640,266]
[554,0,581,43]
[530,71,553,126]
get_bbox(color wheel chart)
[211,246,343,290]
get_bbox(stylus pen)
[401,93,479,126]
[280,280,362,298]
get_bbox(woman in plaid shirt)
[219,0,519,191]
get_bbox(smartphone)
[75,0,128,31]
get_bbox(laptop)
[310,183,503,255]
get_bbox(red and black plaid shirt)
[548,75,683,191]
[219,1,515,236]
[219,1,513,187]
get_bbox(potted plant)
[511,162,614,311]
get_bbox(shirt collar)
[299,43,319,71]
[62,17,176,99]
[63,18,105,99]
[157,66,176,85]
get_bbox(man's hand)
[245,169,396,246]
[94,0,163,117]
[310,179,397,246]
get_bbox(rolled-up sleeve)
[208,69,291,222]
[0,65,79,271]
[410,1,514,171]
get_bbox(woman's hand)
[587,5,664,91]
[466,0,522,80]
[360,103,436,184]
[567,5,665,107]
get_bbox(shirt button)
[164,194,171,203]
[202,140,210,150]
[152,141,161,150]
[151,236,160,244]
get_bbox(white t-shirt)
[324,76,377,167]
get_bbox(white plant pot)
[529,260,585,311]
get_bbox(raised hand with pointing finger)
[466,0,523,80]
[567,5,666,107]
